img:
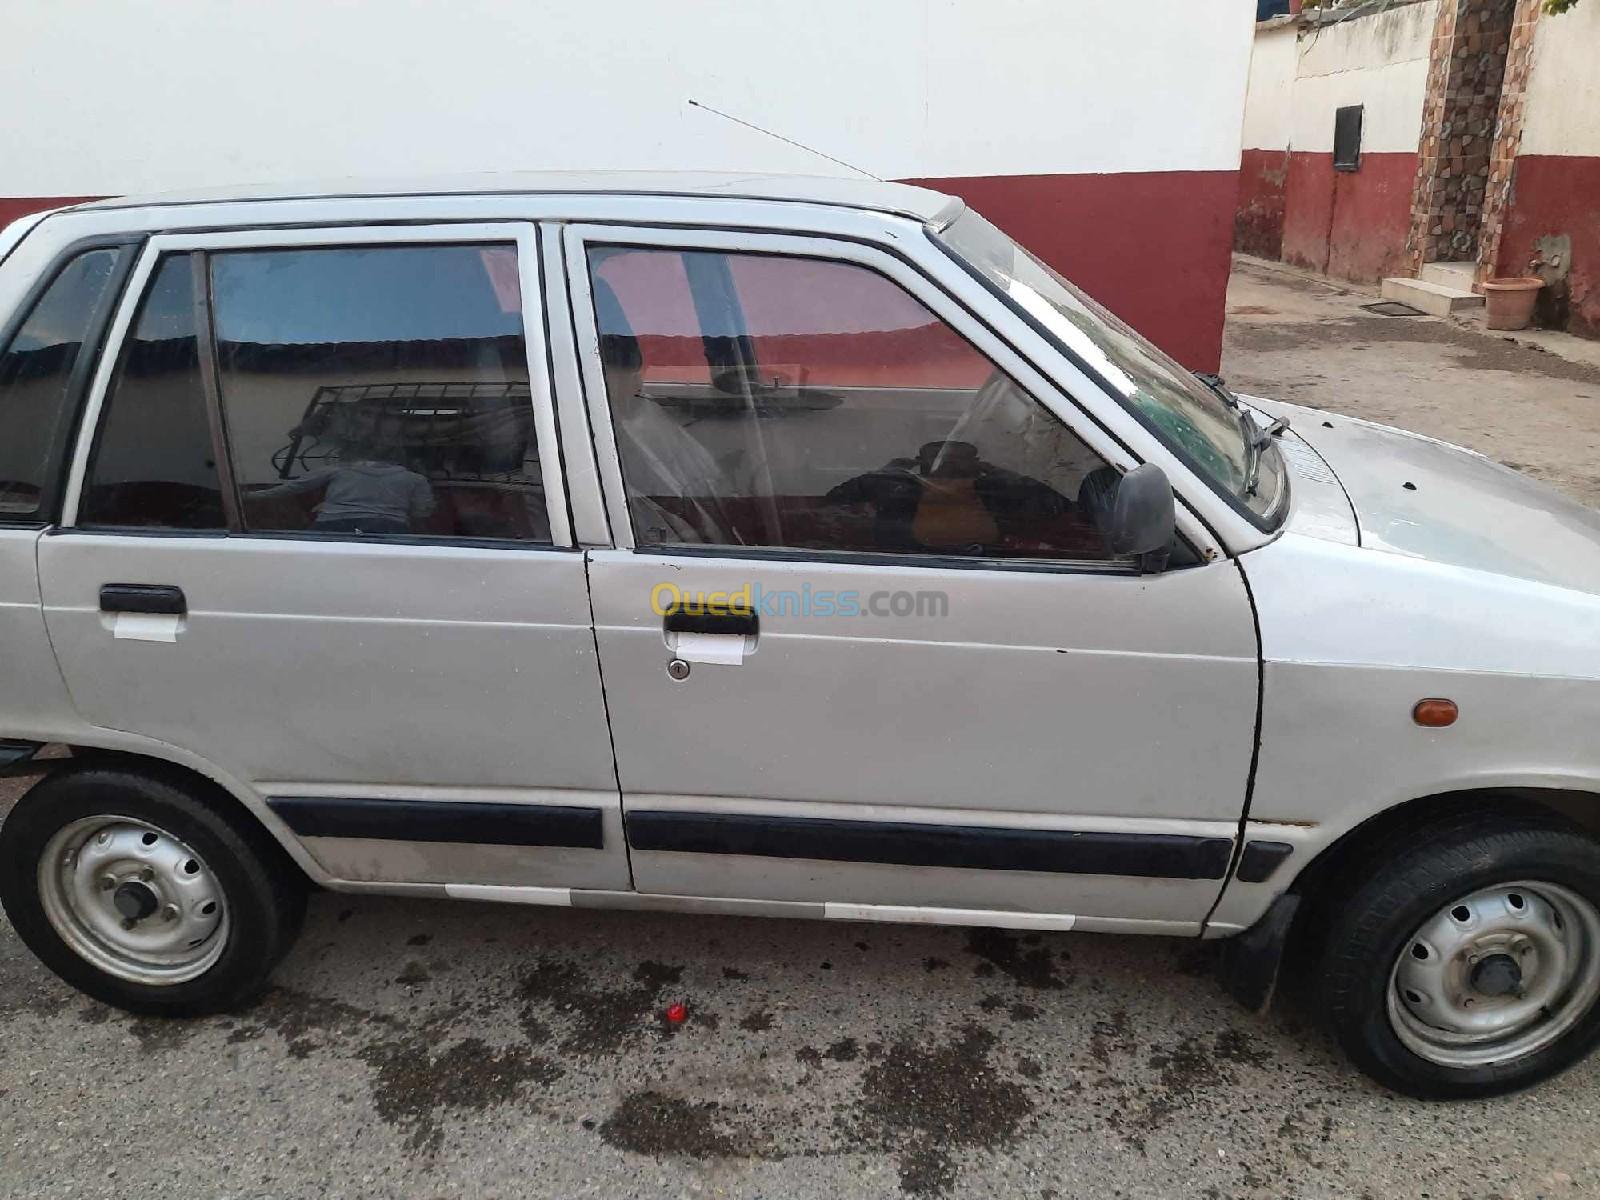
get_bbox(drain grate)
[1361,300,1426,317]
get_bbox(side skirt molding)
[268,796,606,849]
[431,882,1195,935]
[625,810,1234,880]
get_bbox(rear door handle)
[663,607,758,637]
[100,584,187,615]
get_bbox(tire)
[1319,815,1600,1099]
[0,762,306,1016]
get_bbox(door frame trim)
[59,222,573,548]
[556,222,1228,563]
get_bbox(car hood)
[1245,397,1600,595]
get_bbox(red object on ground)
[665,1002,688,1024]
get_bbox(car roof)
[71,170,963,225]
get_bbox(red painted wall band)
[4,171,1238,372]
[1236,149,1289,260]
[906,170,1238,372]
[1280,151,1417,284]
[0,196,99,228]
[1495,154,1600,339]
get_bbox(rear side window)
[80,242,547,542]
[213,244,546,542]
[0,247,127,522]
[80,253,224,529]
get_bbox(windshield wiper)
[1243,414,1290,497]
[1194,371,1240,409]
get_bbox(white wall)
[1241,23,1298,152]
[1519,2,1600,158]
[1289,1,1437,155]
[1239,1,1437,157]
[0,0,1255,199]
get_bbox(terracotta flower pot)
[1482,276,1545,331]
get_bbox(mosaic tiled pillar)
[1406,0,1519,269]
[1475,0,1543,283]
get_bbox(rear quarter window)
[0,246,130,522]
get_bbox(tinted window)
[589,247,1119,561]
[80,253,224,529]
[214,244,547,541]
[937,210,1287,525]
[0,248,124,521]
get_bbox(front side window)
[936,210,1288,527]
[588,246,1122,563]
[0,247,126,522]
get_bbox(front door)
[564,225,1258,932]
[39,223,627,893]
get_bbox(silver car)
[3,173,1599,1100]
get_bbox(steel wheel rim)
[1388,881,1600,1069]
[39,816,229,986]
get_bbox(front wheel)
[0,764,306,1015]
[1320,818,1600,1098]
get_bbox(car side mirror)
[1109,463,1176,574]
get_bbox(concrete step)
[1381,275,1485,316]
[1419,261,1479,290]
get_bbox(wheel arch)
[1290,786,1600,912]
[1219,786,1600,1014]
[7,744,322,887]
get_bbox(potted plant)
[1482,274,1546,331]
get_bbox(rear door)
[0,239,139,745]
[38,222,628,894]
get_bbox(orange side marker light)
[1413,698,1459,728]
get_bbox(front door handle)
[100,584,187,616]
[663,606,758,637]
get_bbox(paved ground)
[1223,255,1600,508]
[5,256,1600,1199]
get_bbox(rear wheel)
[1320,817,1600,1098]
[0,764,305,1015]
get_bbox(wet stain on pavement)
[1088,1008,1135,1066]
[854,1021,1034,1195]
[229,985,399,1059]
[737,1008,774,1032]
[797,1037,861,1068]
[964,928,1066,990]
[128,1014,206,1054]
[599,1090,753,1158]
[1105,1028,1276,1153]
[518,957,683,1055]
[358,1035,562,1154]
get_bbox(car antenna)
[687,99,882,181]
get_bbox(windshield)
[936,210,1287,527]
